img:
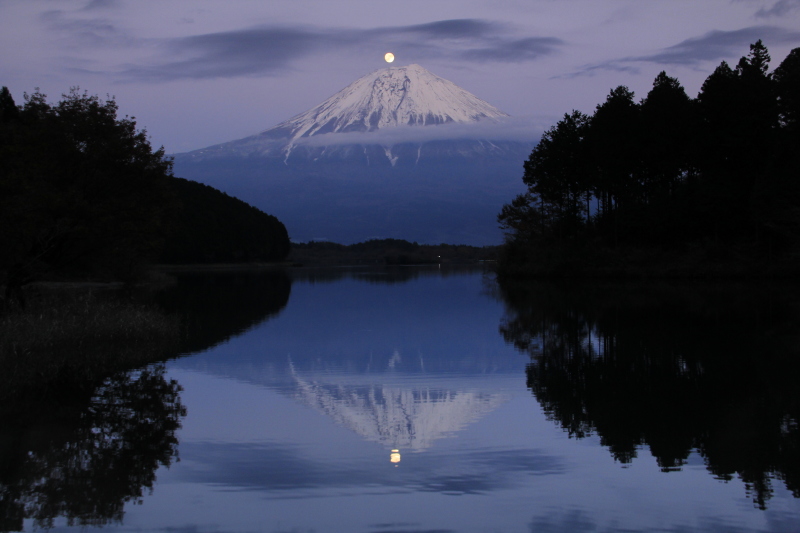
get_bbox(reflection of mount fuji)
[167,269,523,452]
[290,358,507,451]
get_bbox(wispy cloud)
[638,26,800,64]
[292,117,543,146]
[126,26,329,80]
[40,8,132,48]
[563,25,800,77]
[755,0,800,18]
[118,19,563,82]
[554,62,641,79]
[391,19,498,39]
[81,0,119,10]
[462,37,563,62]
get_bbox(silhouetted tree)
[156,269,292,354]
[774,47,800,130]
[0,365,185,530]
[0,88,174,306]
[160,177,290,264]
[519,111,592,241]
[696,41,779,243]
[499,42,800,276]
[0,87,18,122]
[634,72,698,243]
[588,86,640,221]
[756,47,800,254]
[639,72,695,200]
[497,280,800,508]
[498,193,542,242]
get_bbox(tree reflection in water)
[0,364,185,530]
[498,280,800,509]
[156,269,292,355]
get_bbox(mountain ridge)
[179,64,517,165]
[172,64,533,245]
[274,64,508,138]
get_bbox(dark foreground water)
[3,267,800,532]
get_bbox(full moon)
[384,52,395,63]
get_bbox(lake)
[3,267,800,532]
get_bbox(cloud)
[755,0,800,18]
[394,19,499,39]
[638,26,800,65]
[292,117,543,147]
[40,8,132,48]
[462,37,563,63]
[124,26,329,81]
[119,19,563,82]
[82,0,118,10]
[38,11,562,82]
[563,25,800,77]
[554,61,641,79]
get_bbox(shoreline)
[152,261,292,272]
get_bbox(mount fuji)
[172,64,534,245]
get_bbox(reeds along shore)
[0,289,179,404]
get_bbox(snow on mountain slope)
[172,64,532,244]
[180,64,519,163]
[273,64,508,142]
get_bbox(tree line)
[0,87,290,306]
[499,41,800,276]
[498,280,800,509]
[160,177,289,264]
[291,238,498,266]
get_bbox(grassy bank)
[0,290,179,403]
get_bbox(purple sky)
[3,0,800,154]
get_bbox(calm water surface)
[4,267,800,532]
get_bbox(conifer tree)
[774,47,800,130]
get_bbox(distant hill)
[161,177,290,264]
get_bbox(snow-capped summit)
[172,63,533,245]
[271,64,509,143]
[181,63,519,162]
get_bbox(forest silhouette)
[0,365,185,531]
[0,87,290,307]
[498,280,800,509]
[499,41,800,277]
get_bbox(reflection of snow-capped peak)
[290,364,507,451]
